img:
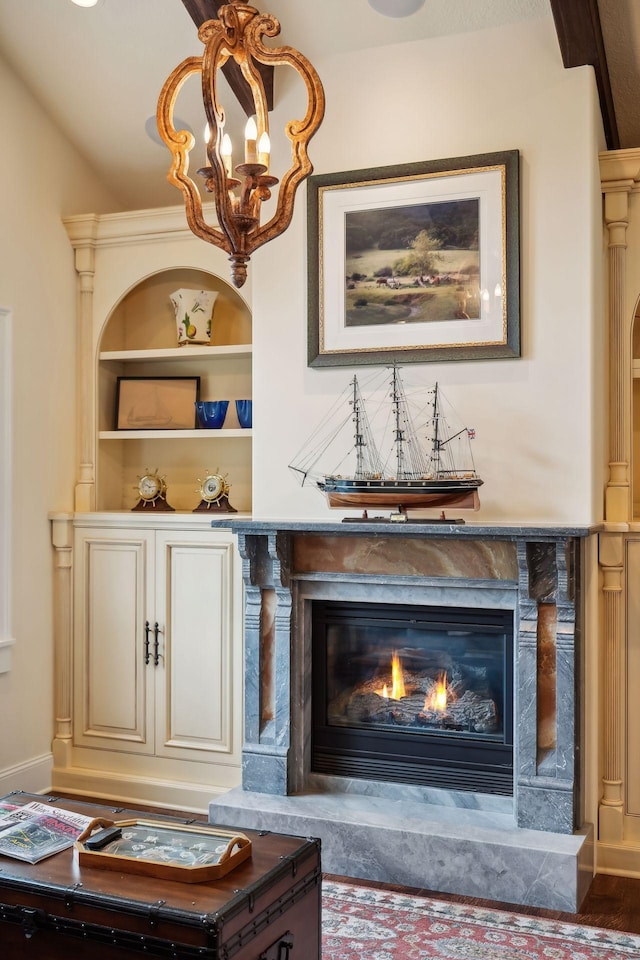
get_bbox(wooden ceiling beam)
[549,0,619,150]
[180,0,274,116]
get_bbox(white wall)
[251,15,606,524]
[0,54,120,791]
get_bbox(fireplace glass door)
[311,601,514,794]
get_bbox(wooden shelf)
[99,429,252,440]
[100,345,252,362]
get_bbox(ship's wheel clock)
[132,469,174,511]
[194,470,237,513]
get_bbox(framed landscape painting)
[307,150,520,366]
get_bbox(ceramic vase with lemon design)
[170,288,218,346]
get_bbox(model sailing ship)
[289,365,483,514]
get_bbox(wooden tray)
[76,817,252,883]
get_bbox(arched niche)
[99,267,251,353]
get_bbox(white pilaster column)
[66,215,98,512]
[603,187,631,522]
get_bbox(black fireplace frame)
[311,600,514,795]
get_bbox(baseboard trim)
[0,753,53,796]
[597,840,640,878]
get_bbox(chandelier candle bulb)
[244,117,258,164]
[203,123,212,169]
[221,133,233,177]
[258,131,270,170]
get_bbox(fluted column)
[235,531,294,795]
[598,533,625,841]
[50,514,74,765]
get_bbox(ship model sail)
[289,365,482,513]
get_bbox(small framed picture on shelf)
[115,377,201,430]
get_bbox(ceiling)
[0,0,638,211]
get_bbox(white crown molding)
[63,203,219,248]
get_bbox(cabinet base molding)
[50,762,237,815]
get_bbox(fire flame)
[424,673,451,712]
[378,651,406,701]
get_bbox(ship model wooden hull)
[319,477,482,510]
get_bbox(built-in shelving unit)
[96,266,252,513]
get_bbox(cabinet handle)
[153,622,161,667]
[144,620,151,665]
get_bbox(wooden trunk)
[0,793,321,960]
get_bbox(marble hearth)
[209,520,596,911]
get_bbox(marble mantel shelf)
[211,517,599,541]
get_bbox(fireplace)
[208,520,596,912]
[311,600,513,794]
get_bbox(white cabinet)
[50,208,250,811]
[67,516,243,807]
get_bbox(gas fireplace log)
[329,685,499,733]
[342,693,427,726]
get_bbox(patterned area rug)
[322,880,640,959]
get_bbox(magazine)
[0,801,93,864]
[0,801,19,820]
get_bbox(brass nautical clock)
[194,470,237,513]
[132,469,174,511]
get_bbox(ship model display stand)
[345,507,467,525]
[290,365,482,525]
[0,792,321,960]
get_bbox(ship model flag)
[289,365,483,515]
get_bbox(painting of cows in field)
[344,198,480,327]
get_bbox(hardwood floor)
[51,792,640,936]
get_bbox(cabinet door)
[73,528,155,753]
[153,530,241,764]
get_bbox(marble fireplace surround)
[209,520,596,911]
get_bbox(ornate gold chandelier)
[157,1,325,288]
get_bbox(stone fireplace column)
[515,540,580,834]
[236,531,295,795]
